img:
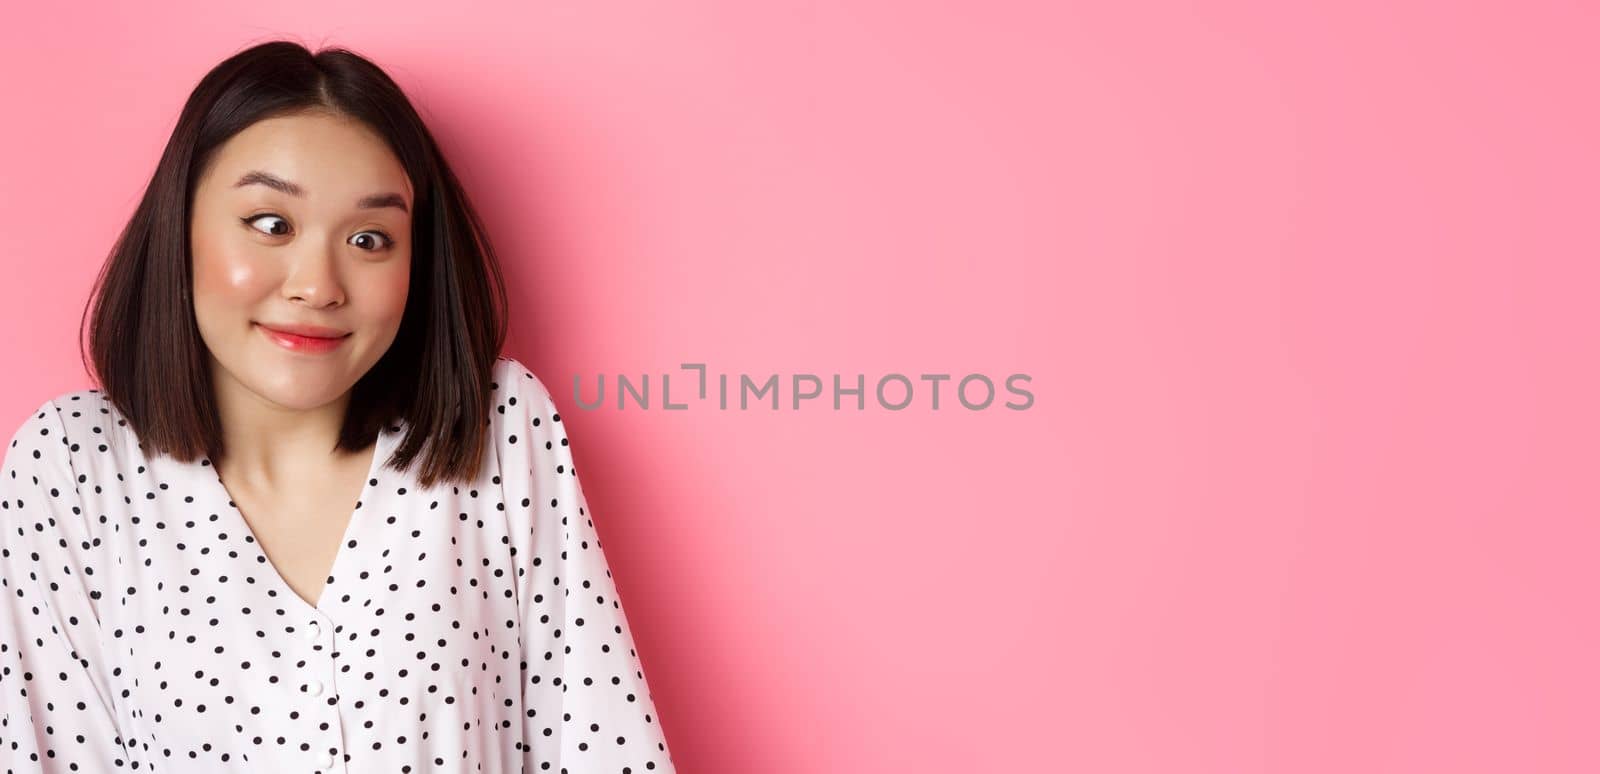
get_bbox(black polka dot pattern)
[0,356,675,773]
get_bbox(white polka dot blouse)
[0,356,675,773]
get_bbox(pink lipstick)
[255,322,350,354]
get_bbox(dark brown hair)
[79,39,509,489]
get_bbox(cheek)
[371,256,412,322]
[192,240,274,305]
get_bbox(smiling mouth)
[255,323,351,354]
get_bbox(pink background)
[3,2,1597,772]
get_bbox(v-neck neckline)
[203,422,394,615]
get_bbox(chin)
[237,363,357,407]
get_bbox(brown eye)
[242,214,290,236]
[349,230,395,252]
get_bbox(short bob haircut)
[80,40,509,490]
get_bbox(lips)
[255,322,351,354]
[256,321,350,339]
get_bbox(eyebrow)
[232,170,409,213]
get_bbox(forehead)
[204,112,413,204]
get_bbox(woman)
[0,40,675,773]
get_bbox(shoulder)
[1,392,83,500]
[2,387,136,488]
[488,356,572,453]
[492,355,562,418]
[50,388,129,449]
[2,395,68,468]
[4,387,106,452]
[10,388,130,450]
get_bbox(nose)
[282,240,347,308]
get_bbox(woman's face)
[189,111,413,413]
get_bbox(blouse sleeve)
[498,363,677,774]
[0,399,132,771]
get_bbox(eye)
[349,230,396,252]
[241,213,291,236]
[240,215,395,252]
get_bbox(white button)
[315,750,335,769]
[304,679,323,696]
[304,621,322,641]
